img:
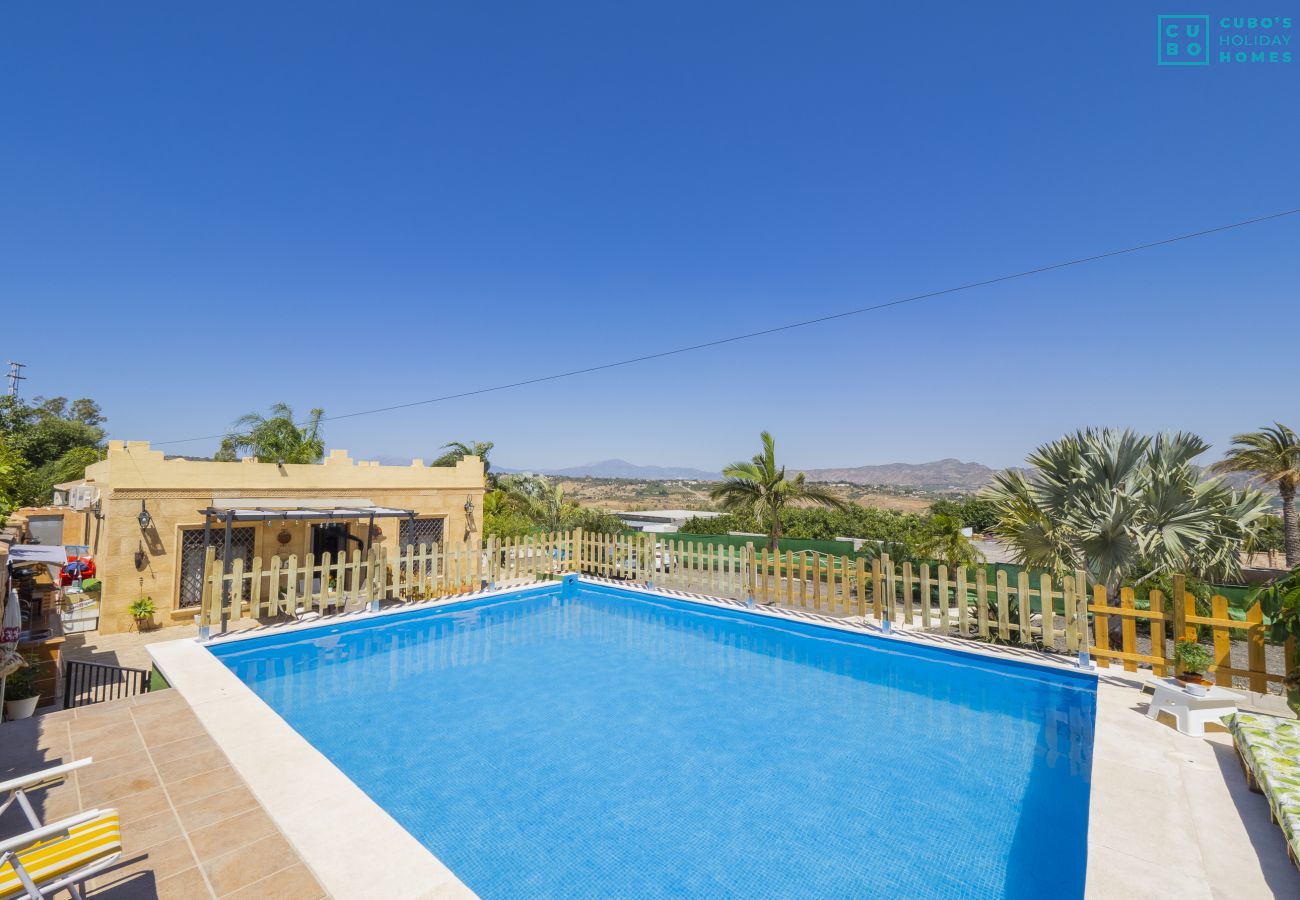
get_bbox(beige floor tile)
[79,768,164,807]
[154,866,215,899]
[100,786,173,822]
[131,701,198,728]
[75,750,156,786]
[86,870,168,900]
[93,835,200,887]
[188,807,279,862]
[173,785,260,832]
[204,833,298,897]
[169,766,247,806]
[69,706,135,735]
[131,688,185,710]
[222,862,326,899]
[70,722,149,762]
[155,748,231,786]
[150,731,221,761]
[120,808,185,853]
[135,713,208,748]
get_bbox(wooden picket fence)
[199,531,576,627]
[199,530,1294,692]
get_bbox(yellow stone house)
[55,440,485,633]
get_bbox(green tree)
[928,497,998,533]
[482,489,534,539]
[214,403,325,464]
[915,514,985,571]
[0,395,107,506]
[1209,423,1300,568]
[710,431,847,551]
[985,429,1269,639]
[431,440,495,485]
[0,436,27,523]
[1247,566,1300,715]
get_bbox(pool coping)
[148,632,480,899]
[150,574,1100,898]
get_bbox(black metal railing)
[62,659,152,709]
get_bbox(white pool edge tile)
[155,574,1138,899]
[148,637,477,900]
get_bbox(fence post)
[880,553,894,630]
[198,546,216,639]
[1075,570,1092,667]
[748,541,759,603]
[855,556,867,618]
[1170,573,1189,675]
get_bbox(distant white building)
[614,509,722,534]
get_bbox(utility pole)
[5,361,25,398]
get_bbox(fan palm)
[710,431,847,551]
[985,429,1269,640]
[1210,423,1300,567]
[215,403,325,464]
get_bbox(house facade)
[68,440,485,633]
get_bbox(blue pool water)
[211,582,1095,899]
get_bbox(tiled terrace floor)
[0,690,325,899]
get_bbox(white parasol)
[1,589,25,721]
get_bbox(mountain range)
[503,459,724,481]
[796,458,998,490]
[395,455,1259,495]
[505,458,998,490]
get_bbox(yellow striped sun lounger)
[0,809,121,899]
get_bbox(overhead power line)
[154,206,1300,447]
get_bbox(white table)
[1146,677,1240,737]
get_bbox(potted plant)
[1174,639,1213,692]
[128,596,157,631]
[4,656,42,720]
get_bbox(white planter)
[5,696,40,720]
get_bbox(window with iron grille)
[399,517,445,577]
[399,517,445,551]
[178,526,256,608]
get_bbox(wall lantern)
[137,500,153,530]
[464,495,474,515]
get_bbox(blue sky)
[2,2,1297,471]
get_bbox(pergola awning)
[197,505,418,522]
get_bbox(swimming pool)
[210,580,1095,899]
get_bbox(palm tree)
[709,431,847,551]
[1210,423,1300,567]
[916,514,986,572]
[214,403,325,464]
[431,440,494,484]
[985,429,1269,641]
